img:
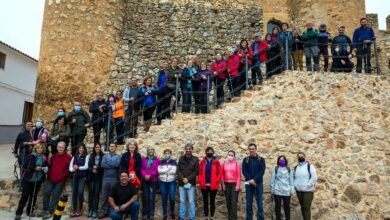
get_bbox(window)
[0,52,6,69]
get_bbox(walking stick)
[130,99,135,138]
[28,180,38,220]
[227,71,234,99]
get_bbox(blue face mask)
[35,122,43,128]
[164,154,171,160]
[74,106,81,111]
[57,111,65,117]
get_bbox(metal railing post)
[245,54,249,89]
[105,108,111,151]
[206,75,210,113]
[285,36,289,71]
[175,75,179,113]
[373,38,381,74]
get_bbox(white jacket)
[158,160,177,182]
[293,161,317,192]
[270,167,295,196]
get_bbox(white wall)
[0,43,37,125]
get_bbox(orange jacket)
[112,98,125,119]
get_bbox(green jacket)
[50,124,71,139]
[67,109,91,135]
[301,28,319,47]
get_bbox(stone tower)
[34,0,366,120]
[387,15,390,31]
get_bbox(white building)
[0,40,38,144]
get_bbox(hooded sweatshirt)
[293,161,318,192]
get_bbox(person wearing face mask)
[31,118,48,147]
[331,45,354,73]
[158,149,177,220]
[301,22,319,72]
[198,147,222,220]
[221,150,241,220]
[140,146,160,220]
[49,116,70,154]
[52,108,68,128]
[177,143,199,220]
[293,152,318,220]
[67,101,91,155]
[352,17,375,74]
[270,156,294,220]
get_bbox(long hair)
[276,155,288,167]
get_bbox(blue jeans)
[141,181,158,219]
[245,184,264,220]
[179,186,196,220]
[43,180,65,212]
[160,180,176,217]
[71,175,86,210]
[110,201,140,220]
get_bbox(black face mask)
[206,153,214,158]
[298,157,305,163]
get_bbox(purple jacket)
[141,157,160,182]
[194,69,214,91]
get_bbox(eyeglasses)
[248,148,256,150]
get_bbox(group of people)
[14,139,318,220]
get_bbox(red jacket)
[237,47,254,65]
[198,157,222,190]
[211,60,228,79]
[227,54,240,77]
[251,40,269,62]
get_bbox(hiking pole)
[28,179,38,220]
[106,108,111,151]
[206,75,210,113]
[363,44,368,74]
[285,36,289,71]
[245,54,249,90]
[174,75,179,114]
[373,37,381,74]
[227,71,234,99]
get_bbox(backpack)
[293,163,311,180]
[274,166,291,175]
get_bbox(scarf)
[147,155,154,169]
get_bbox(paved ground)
[0,210,129,220]
[0,126,20,145]
[0,144,17,181]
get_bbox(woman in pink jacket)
[141,146,160,220]
[222,150,241,220]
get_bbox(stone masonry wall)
[107,0,263,91]
[34,0,126,122]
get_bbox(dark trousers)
[99,178,117,215]
[201,186,217,217]
[92,121,104,144]
[88,174,103,211]
[251,58,262,85]
[113,118,124,145]
[143,105,156,122]
[199,91,208,114]
[159,180,176,218]
[43,180,65,213]
[224,182,239,220]
[214,78,225,107]
[71,175,86,210]
[274,195,291,220]
[16,180,42,216]
[296,191,314,220]
[239,64,246,92]
[182,89,192,113]
[318,46,329,71]
[156,91,172,122]
[228,76,239,98]
[193,92,201,114]
[245,184,264,220]
[71,134,86,155]
[124,105,139,138]
[356,44,372,73]
[141,181,158,219]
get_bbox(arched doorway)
[267,19,283,34]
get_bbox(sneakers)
[88,210,93,217]
[91,211,97,218]
[14,215,21,220]
[42,211,52,219]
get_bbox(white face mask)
[335,48,340,53]
[227,155,234,161]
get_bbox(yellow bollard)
[52,194,68,220]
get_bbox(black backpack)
[293,163,311,180]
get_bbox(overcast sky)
[0,0,389,59]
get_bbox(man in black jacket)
[89,92,106,144]
[177,143,199,220]
[13,122,33,167]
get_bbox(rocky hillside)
[138,71,390,219]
